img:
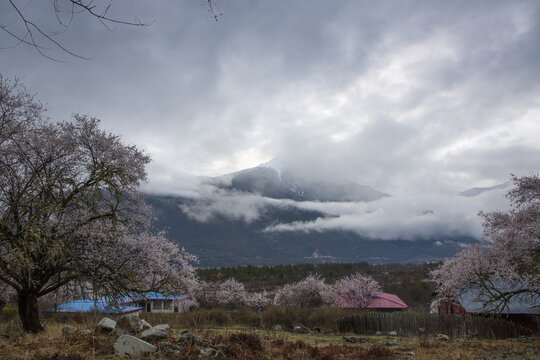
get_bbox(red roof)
[366,292,408,309]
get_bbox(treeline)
[197,262,438,308]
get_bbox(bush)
[261,306,287,329]
[236,308,261,327]
[206,308,232,326]
[308,306,346,330]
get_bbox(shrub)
[308,306,345,330]
[206,308,232,326]
[236,308,261,327]
[262,306,287,329]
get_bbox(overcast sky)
[1,0,539,197]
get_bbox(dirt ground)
[0,323,538,360]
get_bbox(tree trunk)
[17,291,43,333]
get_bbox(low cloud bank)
[169,179,510,241]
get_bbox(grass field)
[0,319,538,360]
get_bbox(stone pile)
[79,314,223,358]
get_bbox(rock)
[199,347,219,358]
[158,342,183,357]
[141,324,170,340]
[96,317,116,333]
[375,331,382,335]
[388,331,397,336]
[177,329,193,343]
[343,336,367,343]
[418,327,426,333]
[274,325,282,331]
[115,313,143,335]
[62,325,77,336]
[293,324,310,333]
[194,335,204,344]
[114,334,156,358]
[141,319,152,330]
[408,351,415,356]
[435,333,450,341]
[80,329,93,336]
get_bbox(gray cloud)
[1,0,539,197]
[175,178,510,240]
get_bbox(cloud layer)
[176,176,510,241]
[1,0,539,197]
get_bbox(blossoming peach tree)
[431,174,540,313]
[0,76,197,333]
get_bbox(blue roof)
[42,299,143,314]
[42,292,187,314]
[457,284,539,315]
[119,291,187,303]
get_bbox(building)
[42,298,143,315]
[120,292,190,313]
[43,292,190,314]
[432,286,540,332]
[336,292,408,310]
[366,292,408,310]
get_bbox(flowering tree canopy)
[332,273,381,309]
[246,290,272,309]
[273,275,333,308]
[215,278,248,306]
[0,76,197,332]
[431,174,540,313]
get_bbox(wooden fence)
[337,312,533,339]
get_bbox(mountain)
[146,193,475,267]
[145,163,479,267]
[459,182,510,197]
[205,162,388,202]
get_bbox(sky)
[1,1,539,240]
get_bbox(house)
[42,298,143,315]
[366,292,408,310]
[43,292,191,314]
[336,292,408,310]
[120,292,190,313]
[432,286,540,332]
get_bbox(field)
[0,311,538,360]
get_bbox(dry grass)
[0,318,538,360]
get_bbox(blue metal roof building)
[42,292,189,314]
[42,298,143,314]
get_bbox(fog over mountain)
[146,162,511,266]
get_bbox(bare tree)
[1,1,222,61]
[0,75,197,333]
[1,0,149,60]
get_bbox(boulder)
[96,317,116,333]
[293,325,310,334]
[388,331,397,336]
[141,319,152,330]
[141,324,170,340]
[158,342,183,357]
[115,313,143,335]
[435,333,450,341]
[62,325,77,336]
[80,329,93,336]
[274,325,282,331]
[177,329,193,343]
[199,347,219,358]
[114,334,156,358]
[343,336,367,343]
[194,335,204,345]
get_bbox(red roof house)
[366,292,408,310]
[336,292,408,310]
